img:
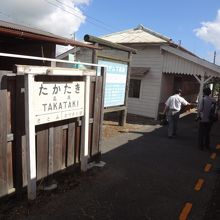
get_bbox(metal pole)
[214,51,216,64]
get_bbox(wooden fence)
[0,71,104,198]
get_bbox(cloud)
[73,0,90,5]
[194,10,220,50]
[0,0,90,38]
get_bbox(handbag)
[209,102,218,123]
[159,113,168,126]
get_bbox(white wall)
[128,45,163,119]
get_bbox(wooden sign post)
[80,75,90,171]
[24,74,36,200]
[23,66,96,200]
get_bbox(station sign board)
[33,81,85,125]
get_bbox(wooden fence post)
[14,75,25,198]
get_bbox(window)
[129,79,141,98]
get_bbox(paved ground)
[1,112,220,220]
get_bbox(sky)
[0,0,220,64]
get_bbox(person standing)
[163,88,190,138]
[197,87,216,150]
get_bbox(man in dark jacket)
[197,87,216,150]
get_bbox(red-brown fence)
[0,71,104,198]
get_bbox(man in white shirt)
[163,88,190,138]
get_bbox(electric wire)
[45,0,115,32]
[54,0,116,31]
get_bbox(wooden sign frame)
[23,66,95,199]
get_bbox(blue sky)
[77,0,220,64]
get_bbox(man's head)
[203,87,211,96]
[174,88,182,95]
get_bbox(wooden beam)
[204,76,213,84]
[92,43,98,70]
[97,52,130,63]
[84,34,137,54]
[104,106,126,113]
[16,65,97,76]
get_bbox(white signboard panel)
[97,59,128,108]
[33,81,85,125]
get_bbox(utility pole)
[213,51,220,103]
[213,51,216,64]
[211,51,216,96]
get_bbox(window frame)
[128,78,142,99]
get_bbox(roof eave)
[0,26,101,50]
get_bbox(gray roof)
[0,20,100,49]
[101,24,172,44]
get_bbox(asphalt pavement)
[2,111,220,220]
[102,112,220,220]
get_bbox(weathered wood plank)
[36,125,49,179]
[22,135,27,186]
[7,142,13,189]
[67,121,76,167]
[88,124,92,156]
[53,123,63,172]
[14,75,25,195]
[91,76,102,155]
[0,73,8,196]
[7,76,14,191]
[104,106,126,113]
[48,127,54,175]
[62,129,67,169]
[89,81,95,118]
[75,124,81,163]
